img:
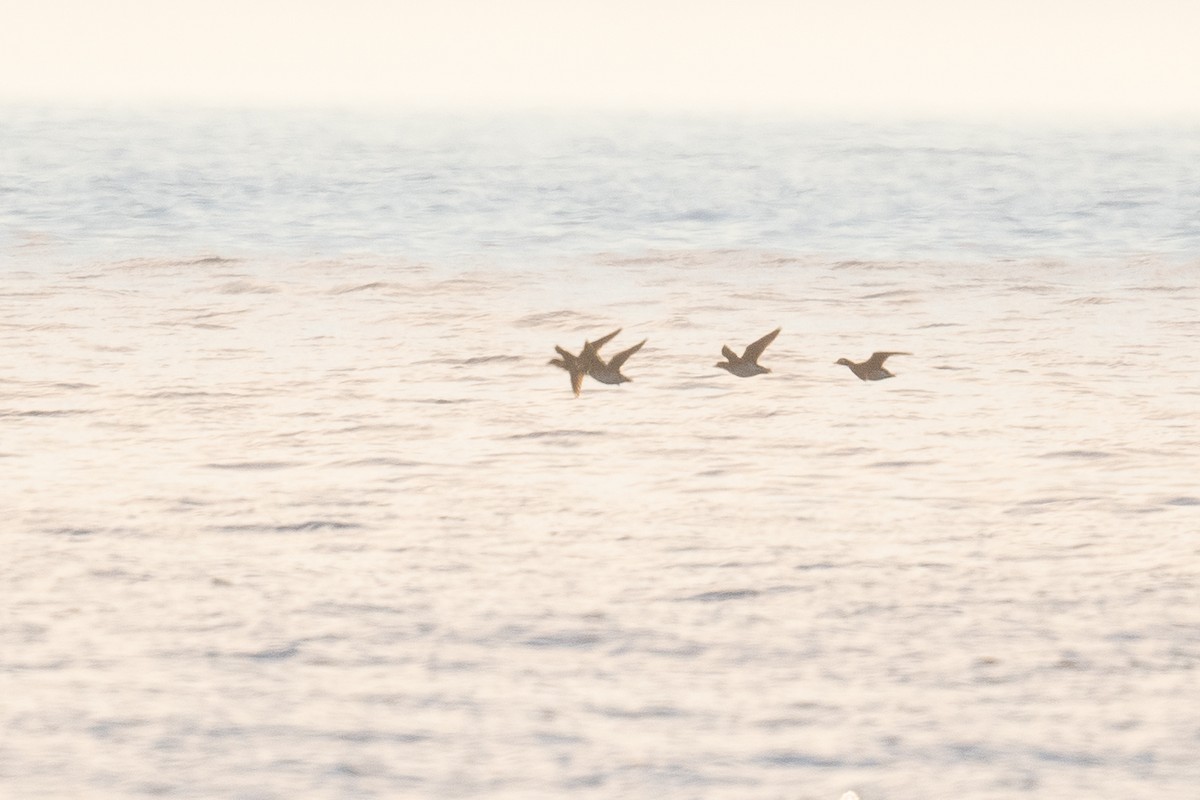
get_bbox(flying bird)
[715,327,781,377]
[548,345,588,396]
[548,328,622,396]
[587,339,646,385]
[579,328,621,373]
[835,351,911,381]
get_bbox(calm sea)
[2,107,1198,799]
[4,107,1200,264]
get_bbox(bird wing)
[606,339,646,371]
[570,369,584,396]
[865,351,910,369]
[742,327,781,362]
[587,328,622,354]
[720,345,739,362]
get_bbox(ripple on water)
[505,429,604,440]
[333,457,424,468]
[521,631,604,649]
[589,704,684,719]
[683,589,760,603]
[214,280,279,294]
[755,750,857,769]
[329,281,398,294]
[238,643,301,660]
[0,409,95,417]
[453,355,523,365]
[45,527,100,537]
[204,461,301,470]
[214,520,363,533]
[1039,450,1113,459]
[514,310,579,327]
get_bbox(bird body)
[836,351,910,381]
[715,328,780,377]
[588,339,646,385]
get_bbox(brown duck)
[715,328,781,378]
[586,338,646,385]
[835,351,910,381]
[548,329,621,396]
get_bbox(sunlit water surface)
[2,110,1199,799]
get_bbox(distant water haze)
[3,109,1199,797]
[3,108,1200,265]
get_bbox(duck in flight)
[548,329,622,396]
[587,338,646,385]
[549,346,587,396]
[835,351,911,381]
[715,327,781,378]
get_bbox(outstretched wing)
[569,368,584,396]
[865,351,910,369]
[606,339,646,371]
[587,328,622,354]
[720,345,739,362]
[742,327,781,363]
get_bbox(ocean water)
[2,108,1199,799]
[4,108,1200,264]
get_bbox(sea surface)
[2,108,1199,799]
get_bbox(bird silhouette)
[835,351,910,381]
[548,329,622,396]
[587,339,646,385]
[715,328,781,377]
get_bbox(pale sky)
[2,0,1198,117]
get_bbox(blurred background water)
[2,108,1198,799]
[3,107,1200,264]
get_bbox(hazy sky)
[2,0,1198,117]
